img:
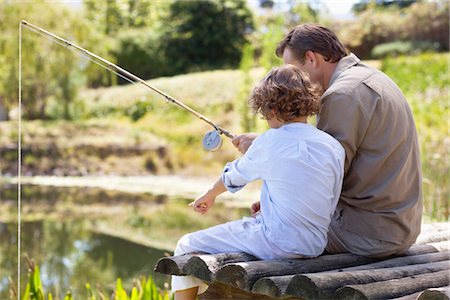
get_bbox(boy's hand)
[232,133,259,154]
[189,192,215,214]
[250,201,261,216]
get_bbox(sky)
[315,0,359,19]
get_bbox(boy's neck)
[268,116,308,128]
[286,116,308,124]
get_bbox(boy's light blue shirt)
[222,122,345,256]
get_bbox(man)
[232,24,422,258]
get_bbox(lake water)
[1,220,170,298]
[0,183,192,299]
[1,181,249,298]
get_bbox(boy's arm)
[190,177,226,214]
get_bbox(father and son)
[170,24,422,299]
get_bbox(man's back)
[318,54,422,255]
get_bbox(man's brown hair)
[249,65,321,121]
[276,24,347,63]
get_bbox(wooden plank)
[154,239,448,277]
[251,251,450,298]
[286,260,450,299]
[416,231,450,244]
[154,253,195,275]
[333,270,450,300]
[182,253,258,282]
[405,241,450,256]
[341,250,450,271]
[418,286,450,300]
[420,222,450,233]
[214,253,379,291]
[199,281,302,300]
[389,291,423,300]
[252,258,449,298]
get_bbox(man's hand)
[189,191,215,214]
[232,133,259,154]
[250,201,261,216]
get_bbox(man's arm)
[317,93,372,175]
[232,133,259,154]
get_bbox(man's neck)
[320,62,338,90]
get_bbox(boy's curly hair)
[248,65,321,121]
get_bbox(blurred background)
[0,0,448,298]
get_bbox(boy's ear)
[268,110,277,119]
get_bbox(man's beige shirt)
[318,53,422,245]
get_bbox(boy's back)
[228,122,345,256]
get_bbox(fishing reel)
[202,130,223,151]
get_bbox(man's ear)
[305,50,317,64]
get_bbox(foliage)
[352,0,416,14]
[258,16,284,71]
[162,0,254,74]
[337,1,449,58]
[371,40,440,59]
[0,1,114,119]
[111,29,169,83]
[381,53,449,221]
[237,44,257,132]
[22,259,67,300]
[84,0,171,83]
[126,98,154,122]
[83,0,168,35]
[286,2,319,28]
[21,260,172,300]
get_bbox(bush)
[111,29,170,83]
[371,40,440,58]
[336,1,449,59]
[126,98,154,122]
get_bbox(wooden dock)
[155,223,449,299]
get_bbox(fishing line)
[20,20,235,151]
[17,20,22,299]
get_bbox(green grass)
[381,53,449,221]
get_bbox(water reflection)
[1,182,247,298]
[1,220,169,299]
[0,181,174,298]
[0,222,17,296]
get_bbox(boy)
[172,65,345,300]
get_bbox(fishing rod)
[20,20,235,151]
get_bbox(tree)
[84,0,163,35]
[0,1,107,119]
[352,0,417,14]
[83,0,169,85]
[287,1,319,28]
[338,1,449,58]
[111,28,169,83]
[162,0,254,75]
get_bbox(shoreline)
[2,175,261,208]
